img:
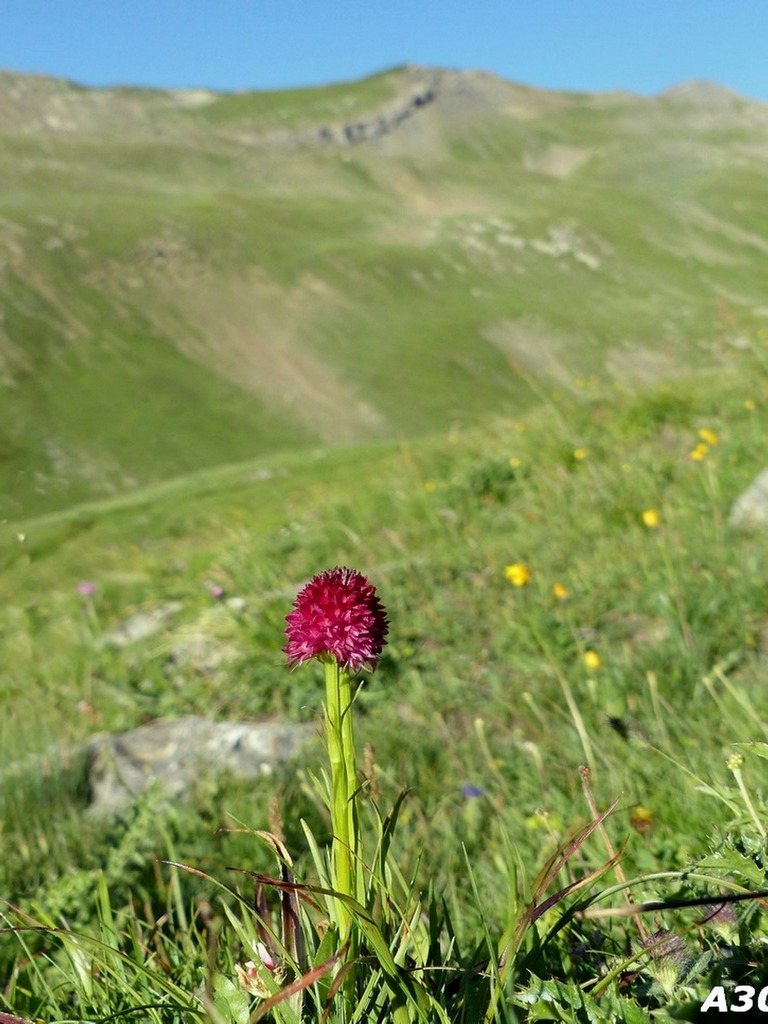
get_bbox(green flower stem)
[323,658,360,937]
[729,756,766,839]
[340,669,363,901]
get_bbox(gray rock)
[168,630,234,675]
[729,468,768,529]
[100,602,183,648]
[87,715,314,816]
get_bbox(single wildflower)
[424,480,436,492]
[235,941,284,997]
[77,581,97,596]
[640,929,693,994]
[642,508,661,529]
[208,583,225,600]
[699,899,739,941]
[573,448,588,461]
[508,456,522,469]
[525,809,562,831]
[284,567,389,952]
[744,398,756,410]
[630,805,655,835]
[690,442,709,461]
[284,566,389,673]
[504,562,531,587]
[553,581,568,600]
[698,427,719,446]
[461,784,485,799]
[583,650,601,671]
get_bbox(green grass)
[3,67,768,518]
[181,66,403,130]
[4,66,768,1019]
[3,335,768,1019]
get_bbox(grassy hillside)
[3,66,768,1019]
[2,332,768,1018]
[2,66,768,518]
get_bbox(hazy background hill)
[2,64,767,519]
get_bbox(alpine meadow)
[2,64,768,1022]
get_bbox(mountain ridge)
[2,64,764,139]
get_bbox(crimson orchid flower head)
[284,566,389,673]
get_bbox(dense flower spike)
[284,566,389,672]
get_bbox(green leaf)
[213,972,251,1024]
[734,741,768,761]
[515,975,652,1024]
[697,850,765,887]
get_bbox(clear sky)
[1,0,766,103]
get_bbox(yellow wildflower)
[690,443,709,461]
[553,582,568,600]
[630,806,655,835]
[583,650,601,671]
[573,448,588,461]
[744,399,756,411]
[505,563,531,587]
[642,509,661,529]
[698,428,719,446]
[508,456,522,469]
[424,480,436,492]
[525,809,562,831]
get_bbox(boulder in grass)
[87,715,314,816]
[99,602,183,648]
[729,468,768,529]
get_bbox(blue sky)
[2,0,766,102]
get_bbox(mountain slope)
[2,65,768,517]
